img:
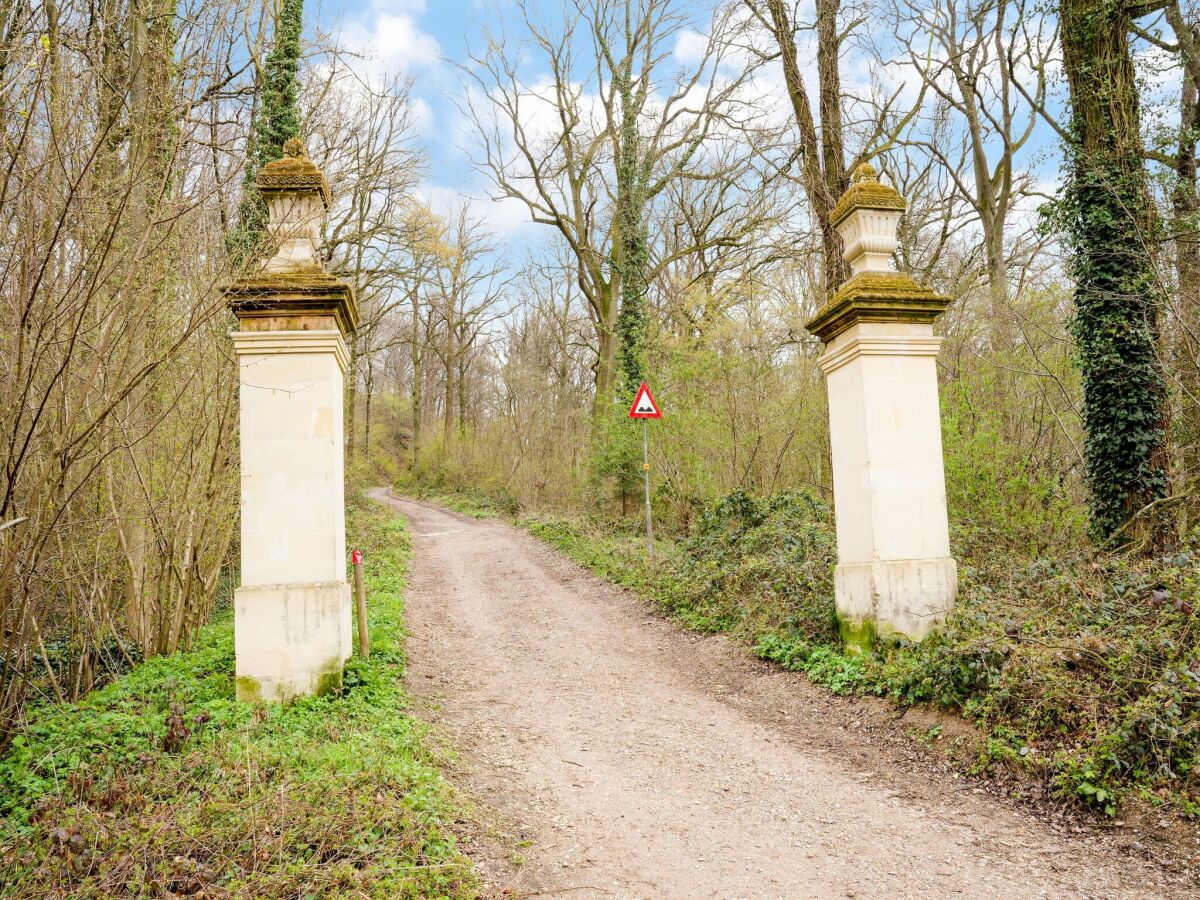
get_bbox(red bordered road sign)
[628,382,662,419]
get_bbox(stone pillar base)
[834,557,958,653]
[234,581,352,702]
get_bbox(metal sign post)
[642,418,654,558]
[628,381,662,559]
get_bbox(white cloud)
[336,1,441,73]
[370,12,441,68]
[420,181,545,245]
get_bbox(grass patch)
[0,497,478,898]
[393,476,521,520]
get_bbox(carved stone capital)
[807,164,948,342]
[224,141,356,338]
[805,272,949,343]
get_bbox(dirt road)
[370,490,1187,899]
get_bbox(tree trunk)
[815,0,847,203]
[614,65,649,400]
[1167,5,1200,523]
[442,328,455,455]
[411,353,422,472]
[346,341,358,462]
[765,0,849,297]
[1175,142,1200,522]
[986,227,1009,332]
[591,281,619,417]
[410,286,424,471]
[363,354,374,458]
[457,355,468,441]
[1060,0,1173,549]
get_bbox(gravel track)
[370,489,1186,899]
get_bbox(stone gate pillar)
[806,164,956,653]
[223,139,358,701]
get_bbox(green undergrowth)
[516,490,1200,820]
[395,477,520,519]
[523,490,838,638]
[0,497,477,898]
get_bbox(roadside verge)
[0,495,478,899]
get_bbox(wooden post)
[352,549,368,657]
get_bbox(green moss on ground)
[0,498,477,899]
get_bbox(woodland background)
[4,0,1200,812]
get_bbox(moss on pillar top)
[829,162,907,228]
[223,273,358,336]
[806,272,949,343]
[807,163,948,343]
[223,139,357,338]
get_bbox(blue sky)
[312,0,539,242]
[304,1,1185,267]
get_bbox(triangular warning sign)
[628,382,662,419]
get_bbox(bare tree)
[0,0,263,737]
[745,0,922,296]
[888,0,1054,341]
[429,206,509,452]
[462,0,766,413]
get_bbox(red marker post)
[628,382,662,557]
[351,549,368,657]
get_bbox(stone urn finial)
[831,162,906,276]
[806,162,945,343]
[224,136,357,339]
[852,161,876,181]
[257,139,331,275]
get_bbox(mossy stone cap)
[224,272,358,336]
[806,271,948,342]
[830,162,906,229]
[806,162,947,342]
[257,138,331,206]
[224,137,357,336]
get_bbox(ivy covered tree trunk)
[614,79,648,398]
[1060,0,1173,548]
[602,50,650,509]
[228,0,304,262]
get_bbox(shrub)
[672,490,839,642]
[869,548,1200,812]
